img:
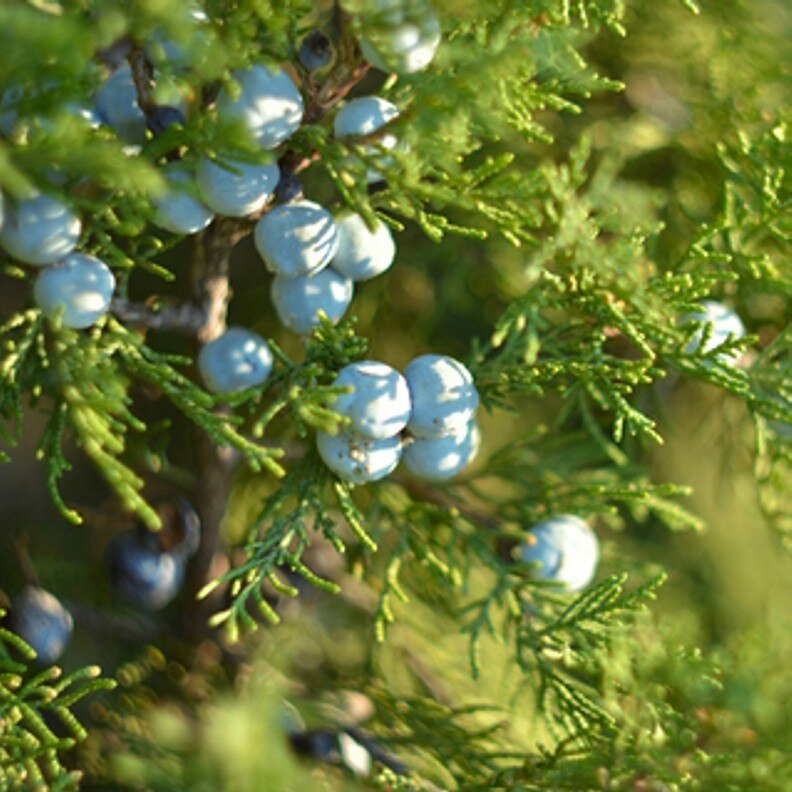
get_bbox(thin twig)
[110,298,205,334]
[128,44,158,117]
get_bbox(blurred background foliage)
[0,0,790,788]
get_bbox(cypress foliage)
[0,0,789,788]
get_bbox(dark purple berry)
[274,168,304,204]
[147,104,185,135]
[106,528,184,610]
[11,586,73,664]
[290,729,339,762]
[298,30,332,71]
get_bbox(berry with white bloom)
[34,253,115,329]
[402,419,480,481]
[197,157,280,218]
[519,515,600,593]
[332,361,411,440]
[215,65,303,150]
[316,429,402,484]
[331,211,396,281]
[198,327,274,394]
[333,96,399,183]
[683,300,746,366]
[404,354,479,438]
[11,586,74,664]
[334,96,399,138]
[359,14,441,74]
[271,268,353,335]
[152,167,214,235]
[0,193,81,266]
[255,200,338,279]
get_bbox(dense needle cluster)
[0,1,757,663]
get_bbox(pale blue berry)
[404,354,479,438]
[683,300,746,366]
[519,515,600,593]
[332,211,396,281]
[1,86,102,138]
[147,8,211,72]
[271,268,353,335]
[334,96,399,137]
[106,531,184,610]
[216,65,303,150]
[316,429,402,484]
[333,96,399,183]
[94,65,147,142]
[198,327,274,394]
[402,419,480,481]
[332,361,411,439]
[152,167,214,235]
[197,157,280,218]
[255,200,338,278]
[359,16,441,74]
[0,193,81,266]
[34,253,115,329]
[11,586,73,664]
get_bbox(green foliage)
[0,0,789,788]
[0,613,115,791]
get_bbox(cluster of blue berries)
[0,192,115,330]
[317,354,481,484]
[184,78,402,339]
[0,0,438,340]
